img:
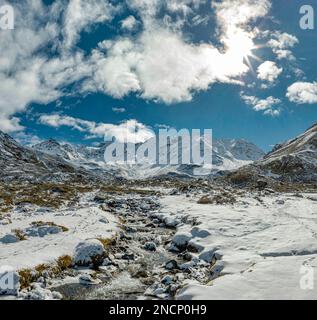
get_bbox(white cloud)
[268,32,299,60]
[135,29,249,102]
[212,0,271,64]
[213,0,271,33]
[127,0,160,19]
[86,40,141,98]
[117,0,271,102]
[257,61,283,82]
[241,94,282,116]
[0,0,96,132]
[0,117,24,133]
[85,26,253,104]
[63,0,117,49]
[165,0,206,15]
[0,0,62,132]
[274,49,295,61]
[121,15,138,30]
[13,131,42,146]
[286,82,317,104]
[39,114,154,143]
[0,0,277,132]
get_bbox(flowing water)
[52,210,180,300]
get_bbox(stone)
[99,218,109,224]
[165,260,179,270]
[187,240,204,253]
[0,234,20,244]
[199,249,219,263]
[161,275,173,285]
[121,253,135,261]
[133,270,149,278]
[144,242,157,252]
[171,233,192,251]
[164,217,180,228]
[256,179,268,190]
[73,239,106,266]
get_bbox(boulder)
[73,239,106,267]
[0,234,20,244]
[171,233,192,251]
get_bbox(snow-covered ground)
[159,193,317,300]
[0,204,118,270]
[1,186,317,300]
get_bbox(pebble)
[161,275,173,285]
[121,253,135,261]
[144,242,157,251]
[165,260,179,270]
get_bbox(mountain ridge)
[0,133,103,183]
[225,123,317,186]
[31,136,265,179]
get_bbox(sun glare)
[225,30,255,60]
[222,28,262,74]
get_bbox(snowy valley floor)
[0,183,316,300]
[160,192,317,300]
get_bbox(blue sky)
[1,0,317,151]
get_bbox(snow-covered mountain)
[31,139,82,161]
[0,132,99,183]
[257,123,317,182]
[213,139,264,169]
[3,123,316,182]
[32,137,264,179]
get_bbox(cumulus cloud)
[241,94,282,116]
[0,1,61,132]
[0,0,96,132]
[257,61,283,83]
[268,32,299,61]
[85,25,255,104]
[0,117,24,133]
[121,15,138,31]
[39,114,154,143]
[213,0,271,34]
[286,82,317,104]
[95,0,269,104]
[0,0,283,133]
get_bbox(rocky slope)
[225,123,317,187]
[0,132,97,183]
[258,123,317,181]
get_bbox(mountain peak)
[31,137,265,178]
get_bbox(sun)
[224,30,256,59]
[222,29,262,73]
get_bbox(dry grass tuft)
[12,229,27,241]
[97,236,117,249]
[31,221,69,232]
